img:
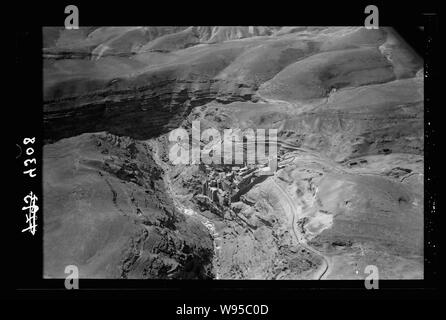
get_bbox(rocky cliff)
[43,26,424,279]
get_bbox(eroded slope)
[43,26,424,279]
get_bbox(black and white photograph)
[8,1,442,305]
[42,25,424,280]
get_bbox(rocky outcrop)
[43,132,214,279]
[44,27,420,144]
[44,78,257,143]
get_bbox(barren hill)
[43,27,423,279]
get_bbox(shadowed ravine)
[43,26,423,279]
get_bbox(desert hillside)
[43,26,423,279]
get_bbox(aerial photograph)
[42,26,424,280]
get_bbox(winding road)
[271,176,330,280]
[149,138,331,279]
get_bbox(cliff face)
[43,27,284,142]
[44,27,420,144]
[44,133,214,279]
[43,26,424,279]
[44,78,257,143]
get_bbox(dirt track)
[270,177,330,280]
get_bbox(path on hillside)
[271,177,331,280]
[148,137,333,279]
